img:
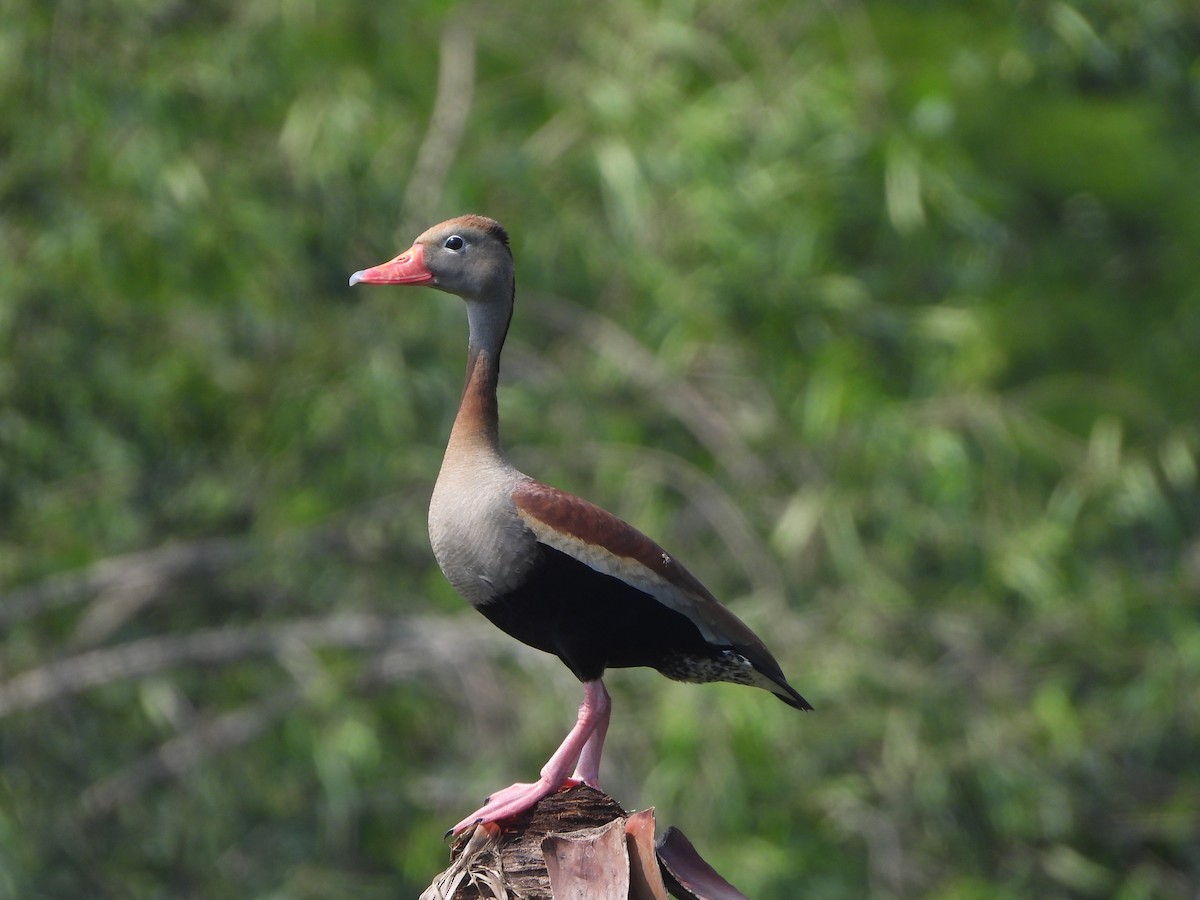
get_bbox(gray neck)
[445,288,514,459]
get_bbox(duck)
[350,215,810,835]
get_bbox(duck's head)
[349,215,513,304]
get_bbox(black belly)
[476,543,717,683]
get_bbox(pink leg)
[450,679,612,835]
[570,680,610,786]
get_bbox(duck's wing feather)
[511,480,811,710]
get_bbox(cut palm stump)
[421,785,749,900]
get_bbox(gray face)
[417,221,514,303]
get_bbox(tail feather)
[772,680,814,711]
[734,640,813,711]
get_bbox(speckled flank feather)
[656,648,761,687]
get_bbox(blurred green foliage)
[2,0,1198,896]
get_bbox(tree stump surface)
[421,785,749,900]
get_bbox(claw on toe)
[446,818,490,841]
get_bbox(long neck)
[445,288,513,459]
[447,342,502,455]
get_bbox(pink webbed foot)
[448,680,612,837]
[449,776,577,836]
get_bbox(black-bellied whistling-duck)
[350,215,810,836]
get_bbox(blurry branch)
[0,612,500,718]
[401,19,476,231]
[909,392,1083,464]
[822,0,889,130]
[80,683,305,820]
[0,538,250,633]
[531,296,774,487]
[75,615,505,820]
[1,488,430,642]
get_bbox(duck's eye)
[444,235,465,251]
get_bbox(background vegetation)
[2,0,1198,896]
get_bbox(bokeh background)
[2,1,1199,897]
